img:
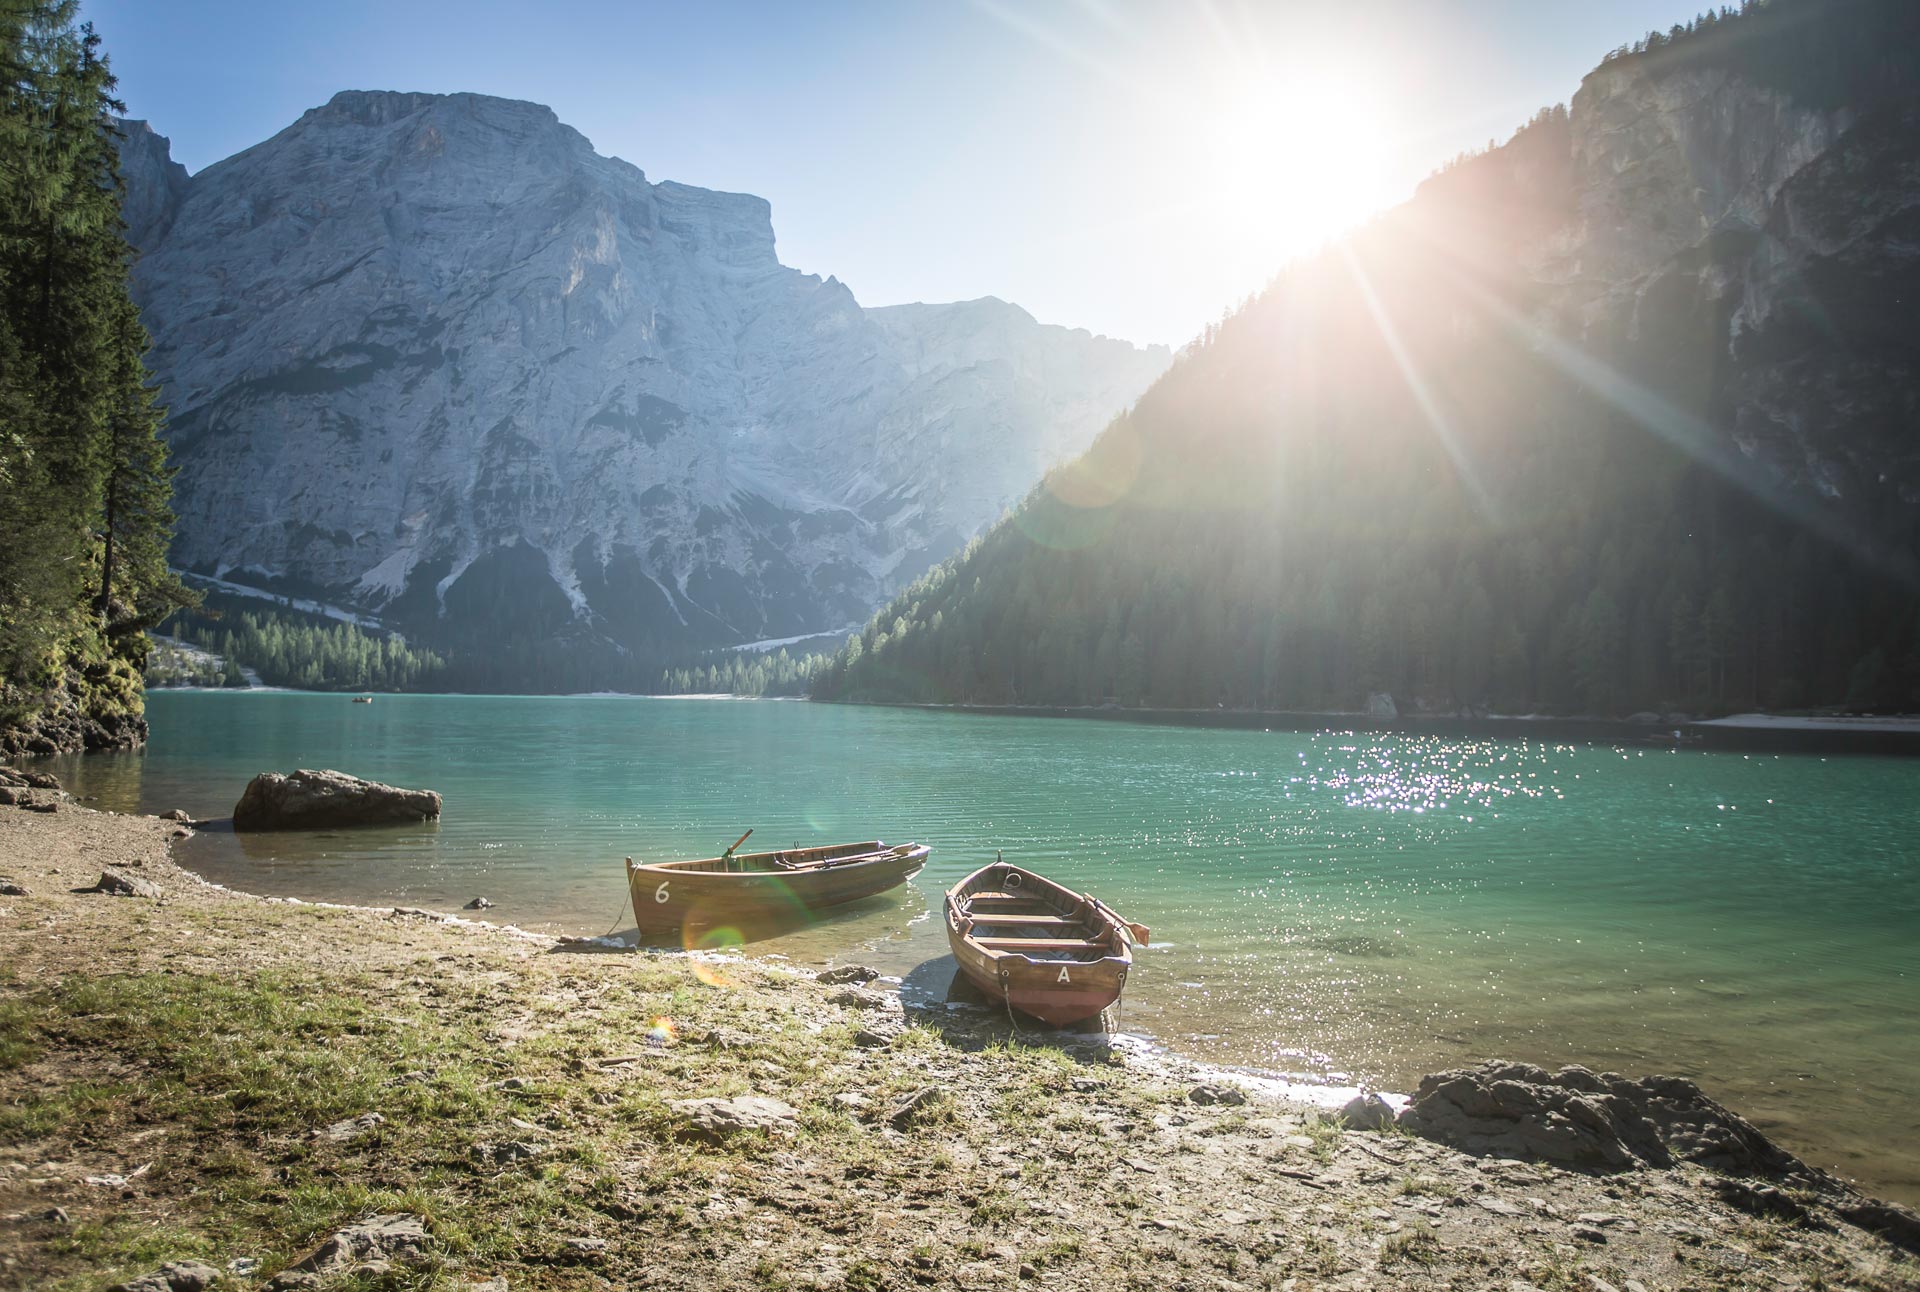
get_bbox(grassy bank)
[1,802,1916,1292]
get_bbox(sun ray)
[1422,253,1920,590]
[1340,244,1502,524]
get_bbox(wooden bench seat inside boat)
[972,936,1111,952]
[960,898,1082,917]
[969,912,1083,926]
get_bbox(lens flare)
[646,1015,678,1047]
[1012,489,1121,552]
[1046,416,1143,510]
[690,958,733,988]
[687,923,746,987]
[1012,417,1147,551]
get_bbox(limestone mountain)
[817,0,1920,716]
[116,92,1169,686]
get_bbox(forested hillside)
[816,0,1920,718]
[0,2,190,756]
[657,647,827,698]
[152,603,445,692]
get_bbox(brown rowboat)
[944,857,1148,1027]
[627,837,929,941]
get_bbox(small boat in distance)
[351,695,373,703]
[626,832,929,942]
[945,856,1148,1027]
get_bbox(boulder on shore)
[90,869,161,898]
[1339,1091,1397,1130]
[1396,1059,1802,1173]
[1396,1059,1920,1253]
[233,769,441,831]
[265,1213,432,1288]
[671,1094,799,1143]
[107,1259,221,1292]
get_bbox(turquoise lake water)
[45,691,1920,1202]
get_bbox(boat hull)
[949,941,1128,1026]
[943,860,1134,1027]
[627,843,927,943]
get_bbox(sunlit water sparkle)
[44,692,1920,1203]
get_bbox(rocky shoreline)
[1,792,1917,1291]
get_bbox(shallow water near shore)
[47,691,1920,1203]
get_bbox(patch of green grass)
[970,1185,1018,1226]
[1391,1171,1456,1199]
[1303,1114,1343,1164]
[0,966,650,1287]
[1517,1248,1596,1292]
[892,1022,946,1053]
[978,1035,1077,1078]
[843,1257,887,1292]
[1034,1236,1085,1269]
[0,1077,135,1138]
[0,997,43,1069]
[1291,1232,1343,1276]
[1732,1217,1794,1252]
[1377,1227,1442,1268]
[42,1216,219,1271]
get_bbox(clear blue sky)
[86,0,1709,347]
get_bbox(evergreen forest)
[0,2,189,754]
[150,603,445,692]
[656,647,828,698]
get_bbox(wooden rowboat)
[944,857,1148,1027]
[626,838,929,941]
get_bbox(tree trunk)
[97,469,116,625]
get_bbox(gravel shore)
[1,797,1916,1292]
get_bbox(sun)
[1203,72,1396,260]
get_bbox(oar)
[1091,895,1151,947]
[721,829,753,872]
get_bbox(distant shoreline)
[135,687,1920,755]
[831,699,1920,755]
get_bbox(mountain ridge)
[117,90,1170,687]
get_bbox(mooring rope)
[600,859,636,940]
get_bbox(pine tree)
[0,3,194,749]
[97,293,188,636]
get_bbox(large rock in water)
[233,769,441,830]
[1396,1060,1803,1173]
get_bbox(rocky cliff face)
[115,119,189,251]
[1415,23,1920,518]
[118,92,1168,682]
[1567,58,1917,513]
